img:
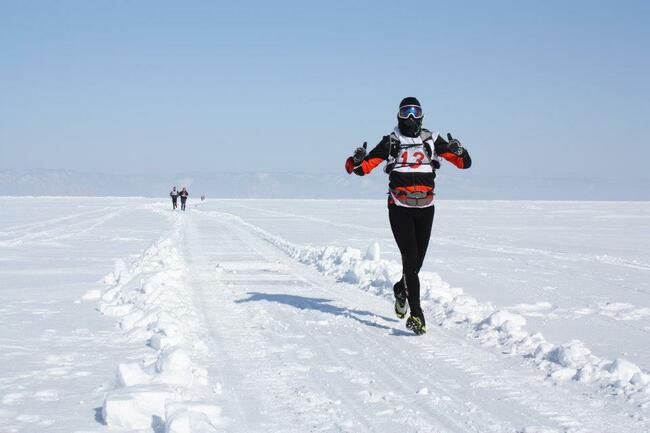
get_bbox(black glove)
[447,133,464,156]
[352,142,368,164]
[431,159,441,169]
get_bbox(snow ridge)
[202,209,650,408]
[95,217,224,432]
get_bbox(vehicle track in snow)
[0,206,128,246]
[217,202,650,272]
[0,206,112,234]
[175,209,649,433]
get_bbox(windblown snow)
[1,197,649,433]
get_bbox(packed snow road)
[174,208,648,432]
[1,198,649,433]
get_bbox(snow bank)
[102,384,177,430]
[97,220,222,431]
[165,401,224,433]
[207,210,650,406]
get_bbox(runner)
[344,97,472,334]
[170,186,179,210]
[179,187,189,211]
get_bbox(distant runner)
[179,187,189,211]
[170,186,179,210]
[345,97,472,335]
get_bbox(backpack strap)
[384,132,401,173]
[387,132,400,158]
[420,129,434,160]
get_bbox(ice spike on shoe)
[406,315,426,335]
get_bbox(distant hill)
[0,169,647,200]
[0,169,386,199]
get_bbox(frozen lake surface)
[1,197,649,432]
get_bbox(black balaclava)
[397,96,423,138]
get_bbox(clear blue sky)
[1,1,648,183]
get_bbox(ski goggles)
[398,105,423,119]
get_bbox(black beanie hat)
[399,97,421,108]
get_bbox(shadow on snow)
[235,292,398,331]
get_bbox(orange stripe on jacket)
[360,157,384,175]
[438,152,465,169]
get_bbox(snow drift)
[96,218,224,431]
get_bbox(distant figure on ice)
[345,97,472,335]
[179,187,189,211]
[200,195,206,201]
[170,186,179,210]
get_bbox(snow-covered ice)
[1,197,649,432]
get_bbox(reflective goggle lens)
[398,105,423,119]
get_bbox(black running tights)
[388,204,435,318]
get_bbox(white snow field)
[1,197,649,433]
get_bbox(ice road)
[1,197,649,432]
